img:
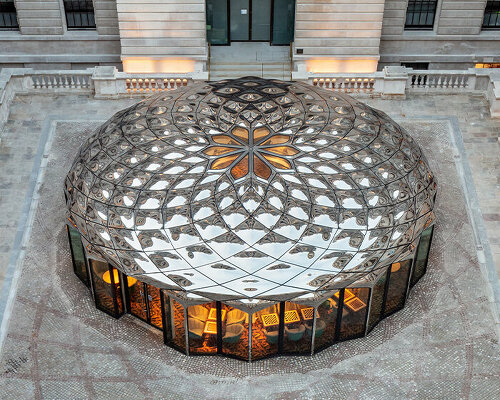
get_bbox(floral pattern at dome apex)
[64,77,437,303]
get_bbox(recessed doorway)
[206,0,295,45]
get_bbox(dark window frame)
[483,1,500,30]
[404,0,438,30]
[0,0,19,31]
[63,0,96,30]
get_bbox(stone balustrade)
[1,66,500,131]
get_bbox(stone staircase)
[209,42,291,81]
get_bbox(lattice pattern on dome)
[64,77,436,302]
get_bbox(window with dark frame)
[483,1,500,29]
[404,0,438,30]
[0,0,19,30]
[64,0,96,30]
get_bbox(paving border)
[0,116,106,356]
[398,116,500,329]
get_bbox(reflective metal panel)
[65,77,437,304]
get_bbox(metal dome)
[64,77,436,303]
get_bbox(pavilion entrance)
[206,0,295,45]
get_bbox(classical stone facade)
[0,1,498,73]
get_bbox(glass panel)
[253,155,271,180]
[411,225,434,287]
[231,155,249,179]
[211,154,238,168]
[233,127,249,142]
[251,303,280,360]
[213,135,240,145]
[253,127,269,141]
[283,302,312,354]
[265,146,299,156]
[168,299,186,352]
[272,0,295,45]
[314,292,339,351]
[230,0,249,41]
[262,154,291,169]
[205,147,236,156]
[127,281,148,321]
[221,304,249,360]
[67,224,89,287]
[206,0,229,45]
[339,288,370,341]
[147,285,163,329]
[187,302,217,355]
[112,267,124,315]
[261,135,289,145]
[89,260,123,317]
[384,260,412,315]
[366,271,387,333]
[251,0,270,41]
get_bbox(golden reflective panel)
[253,155,271,180]
[211,154,239,170]
[253,127,270,142]
[232,127,249,143]
[265,146,299,156]
[213,135,240,145]
[231,155,249,179]
[262,154,291,169]
[261,134,289,146]
[204,146,235,156]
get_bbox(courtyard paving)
[0,92,498,399]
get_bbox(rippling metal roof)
[64,77,436,303]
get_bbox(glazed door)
[230,0,250,41]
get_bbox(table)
[284,310,300,324]
[300,307,319,321]
[261,313,279,327]
[203,320,218,334]
[207,308,226,321]
[345,297,367,312]
[334,288,355,302]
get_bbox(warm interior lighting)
[102,269,137,287]
[475,63,500,69]
[391,262,401,273]
[123,58,195,74]
[306,59,378,73]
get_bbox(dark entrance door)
[206,0,295,45]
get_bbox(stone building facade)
[0,0,498,74]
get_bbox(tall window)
[64,0,96,30]
[0,0,18,30]
[405,0,438,30]
[483,1,500,29]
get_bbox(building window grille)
[64,0,96,30]
[483,1,500,29]
[404,0,438,30]
[0,0,19,30]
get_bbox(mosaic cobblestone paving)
[0,94,499,399]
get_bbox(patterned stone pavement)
[0,93,499,399]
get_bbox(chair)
[305,319,326,338]
[188,318,204,340]
[226,309,246,326]
[188,305,209,323]
[285,324,305,341]
[263,329,279,344]
[222,324,244,344]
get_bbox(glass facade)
[221,305,249,361]
[89,259,124,318]
[68,221,434,359]
[188,302,218,355]
[282,302,312,354]
[339,288,370,341]
[366,272,387,333]
[66,224,89,287]
[384,260,412,315]
[411,225,434,287]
